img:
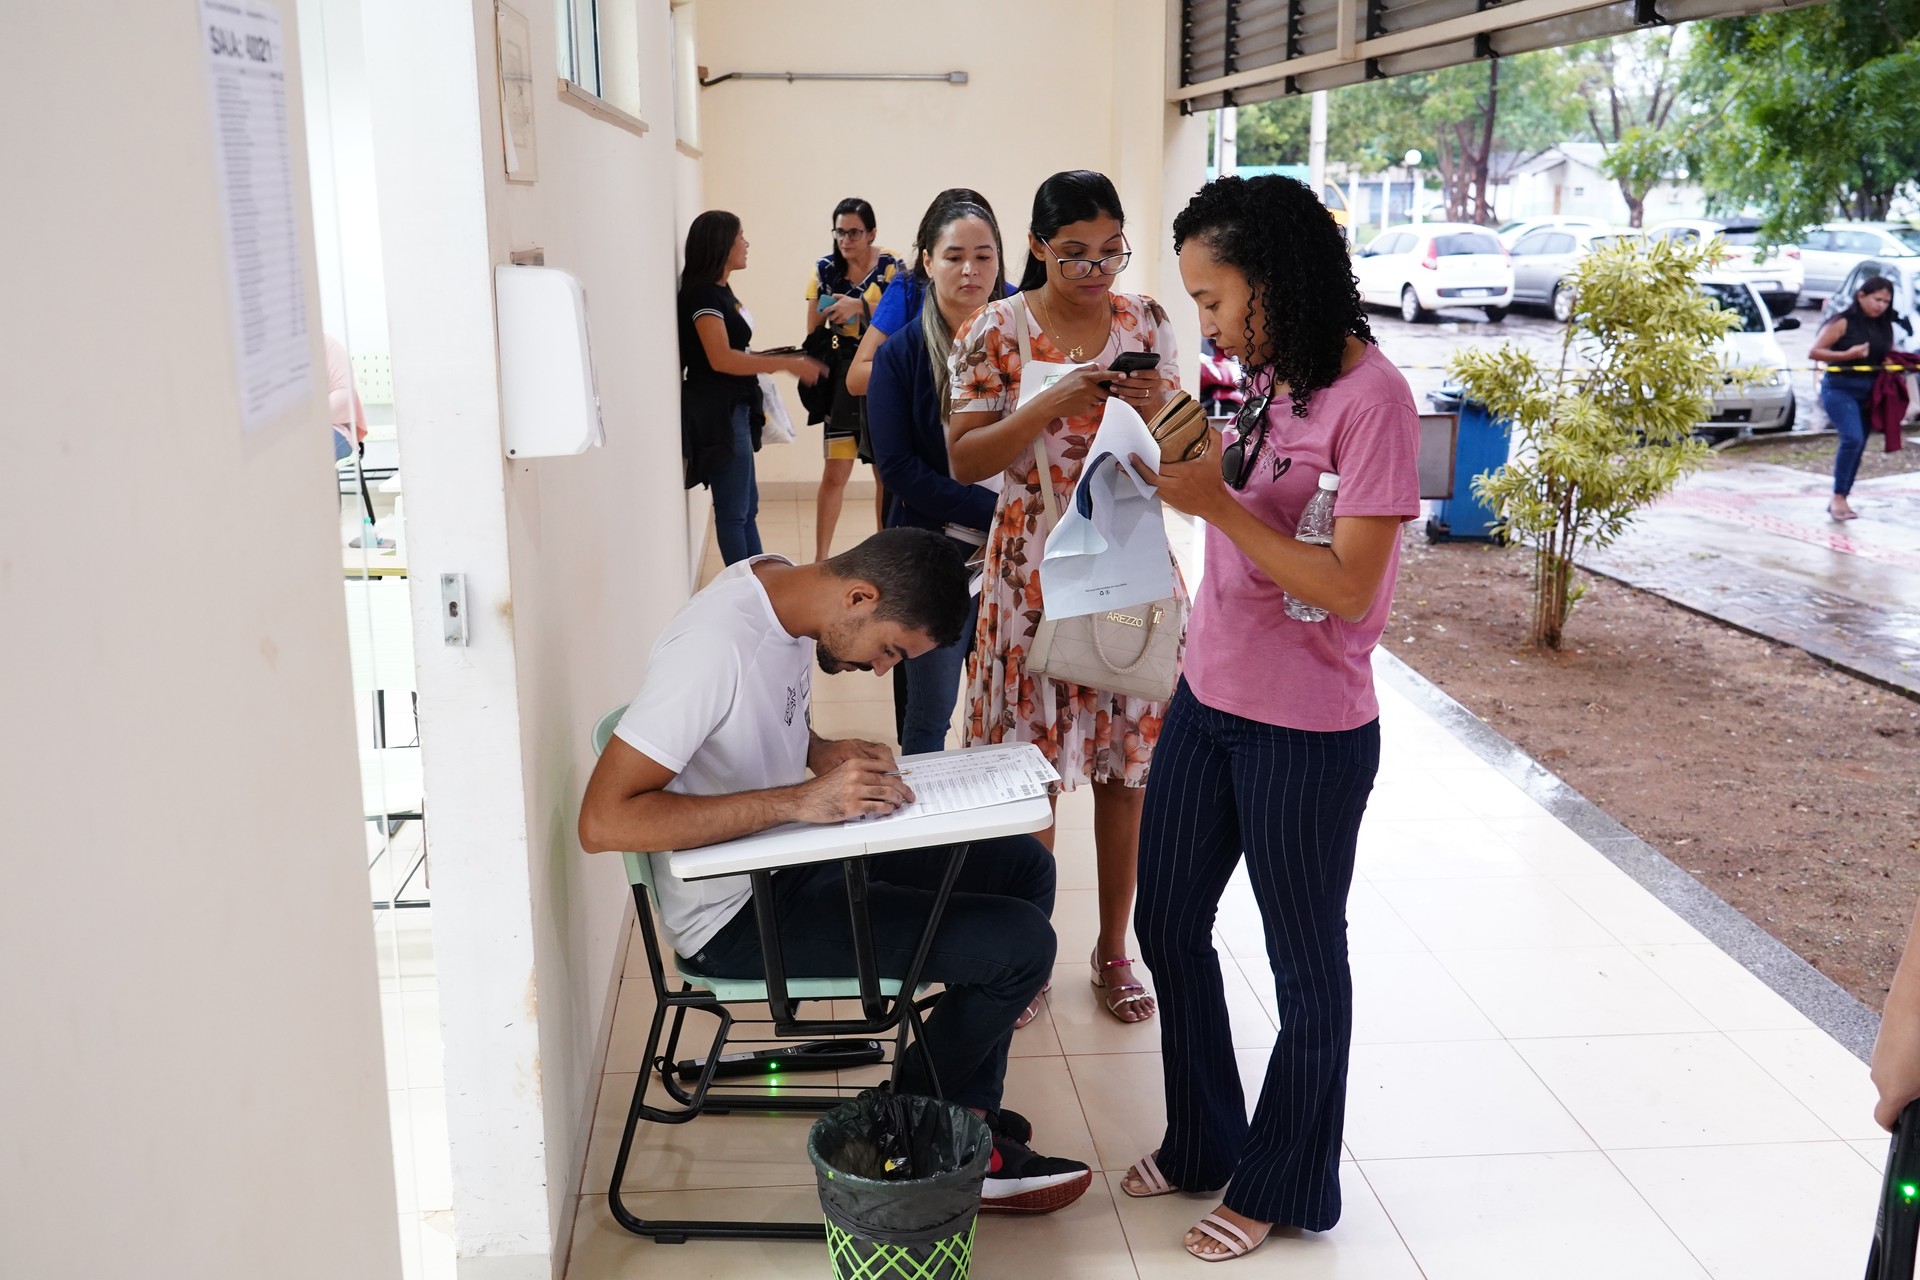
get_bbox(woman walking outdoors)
[947,170,1185,1027]
[1810,274,1896,521]
[1121,175,1421,1262]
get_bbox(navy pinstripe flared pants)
[1135,680,1378,1231]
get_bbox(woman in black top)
[1810,274,1896,521]
[679,211,826,564]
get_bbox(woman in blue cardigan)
[866,190,1008,755]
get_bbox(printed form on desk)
[847,745,1059,826]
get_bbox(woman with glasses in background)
[1117,175,1420,1263]
[805,198,904,561]
[946,170,1185,1029]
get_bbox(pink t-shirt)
[1184,344,1421,732]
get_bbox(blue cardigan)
[866,307,997,537]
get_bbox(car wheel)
[1400,286,1426,325]
[1485,306,1509,323]
[1551,283,1575,324]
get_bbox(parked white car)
[1699,277,1799,437]
[1497,215,1608,249]
[1509,226,1642,321]
[1795,222,1920,302]
[1353,223,1514,323]
[1646,218,1803,314]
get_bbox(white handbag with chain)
[1011,296,1181,703]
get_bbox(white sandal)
[1186,1212,1269,1263]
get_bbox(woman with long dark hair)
[865,189,1007,756]
[946,170,1186,1028]
[805,198,904,560]
[1810,274,1896,520]
[1118,175,1421,1262]
[679,211,826,564]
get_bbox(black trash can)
[808,1090,992,1280]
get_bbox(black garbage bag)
[808,1089,991,1238]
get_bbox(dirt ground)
[1387,528,1920,1010]
[1719,431,1920,479]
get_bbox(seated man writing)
[578,527,1089,1215]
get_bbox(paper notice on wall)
[201,0,313,433]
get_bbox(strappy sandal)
[1091,951,1155,1022]
[1829,501,1859,521]
[1014,980,1051,1030]
[1185,1212,1271,1263]
[1120,1151,1181,1198]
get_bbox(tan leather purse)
[1012,297,1181,704]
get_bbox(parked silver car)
[1508,226,1643,321]
[1817,258,1920,353]
[1647,218,1803,315]
[1795,222,1920,302]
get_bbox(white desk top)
[666,789,1054,881]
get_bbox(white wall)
[362,1,694,1273]
[696,0,1205,488]
[0,3,401,1278]
[299,0,391,356]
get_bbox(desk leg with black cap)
[606,844,969,1244]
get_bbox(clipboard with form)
[845,744,1060,827]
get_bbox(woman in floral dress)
[946,170,1189,1026]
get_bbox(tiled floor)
[563,493,1885,1278]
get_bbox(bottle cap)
[1318,472,1340,491]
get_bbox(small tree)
[1449,236,1734,649]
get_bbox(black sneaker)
[981,1135,1092,1214]
[985,1107,1032,1145]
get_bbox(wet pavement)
[1368,303,1920,699]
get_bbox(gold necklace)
[1034,289,1111,362]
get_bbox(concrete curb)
[1376,647,1880,1062]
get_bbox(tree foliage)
[1671,0,1920,238]
[1448,237,1729,648]
[1573,31,1686,227]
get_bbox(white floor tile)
[1728,1028,1882,1141]
[586,1072,820,1193]
[1005,1054,1100,1171]
[972,1174,1137,1279]
[1375,877,1615,951]
[1360,771,1480,823]
[1069,1051,1167,1174]
[1344,1040,1594,1159]
[1344,880,1428,956]
[1360,1151,1710,1279]
[1609,1142,1879,1280]
[568,1188,826,1278]
[1347,951,1503,1044]
[1047,888,1143,978]
[1356,816,1537,880]
[1115,1164,1423,1278]
[1481,815,1623,876]
[1852,1137,1888,1172]
[1632,945,1815,1032]
[1430,766,1556,820]
[1553,873,1711,946]
[1436,946,1713,1039]
[1513,1033,1837,1149]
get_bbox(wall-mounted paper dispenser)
[495,263,605,458]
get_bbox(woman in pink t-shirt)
[1118,176,1422,1263]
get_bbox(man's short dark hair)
[822,528,971,647]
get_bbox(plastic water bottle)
[1283,472,1340,623]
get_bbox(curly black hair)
[1171,175,1372,418]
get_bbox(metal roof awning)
[1176,0,1823,108]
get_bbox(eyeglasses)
[831,227,870,241]
[1039,236,1132,280]
[1221,393,1288,490]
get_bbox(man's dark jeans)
[683,834,1055,1111]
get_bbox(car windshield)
[1588,234,1645,251]
[1892,227,1920,254]
[1719,227,1763,246]
[1700,282,1767,333]
[1435,232,1502,256]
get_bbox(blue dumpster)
[1424,388,1508,542]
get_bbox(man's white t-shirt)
[613,556,812,955]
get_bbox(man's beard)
[816,644,871,675]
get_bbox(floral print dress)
[947,292,1190,790]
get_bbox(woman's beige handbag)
[1010,295,1181,703]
